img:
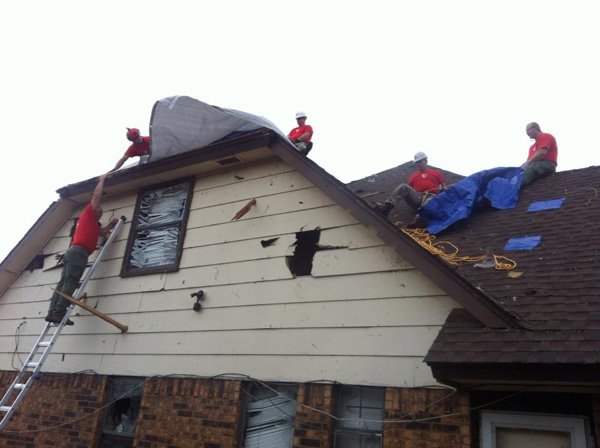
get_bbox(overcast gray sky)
[1,0,598,261]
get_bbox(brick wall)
[383,387,470,448]
[293,383,334,448]
[0,371,107,448]
[134,377,242,448]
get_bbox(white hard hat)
[413,151,428,163]
[295,111,307,119]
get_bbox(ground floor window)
[98,376,144,448]
[480,411,591,448]
[334,385,384,448]
[242,382,297,448]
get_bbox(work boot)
[45,313,74,326]
[373,201,394,217]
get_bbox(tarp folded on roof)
[419,167,523,234]
[149,96,287,161]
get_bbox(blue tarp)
[504,236,542,250]
[527,197,565,212]
[419,167,523,234]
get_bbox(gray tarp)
[149,96,287,161]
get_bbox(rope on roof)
[400,227,517,270]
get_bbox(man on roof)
[111,127,151,171]
[374,152,447,217]
[288,111,314,155]
[45,173,118,325]
[521,122,558,186]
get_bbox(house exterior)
[0,122,598,447]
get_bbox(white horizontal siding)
[0,160,459,387]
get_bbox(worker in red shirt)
[45,173,118,325]
[521,122,558,186]
[374,152,447,217]
[111,128,151,171]
[287,112,314,155]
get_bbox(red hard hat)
[126,128,141,141]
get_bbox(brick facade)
[0,371,106,448]
[134,377,242,448]
[293,383,334,448]
[384,387,471,448]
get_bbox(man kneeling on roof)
[374,152,447,217]
[45,174,118,326]
[288,111,314,155]
[521,122,558,187]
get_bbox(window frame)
[480,411,591,448]
[121,177,194,277]
[333,385,385,448]
[99,376,144,447]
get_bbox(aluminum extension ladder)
[0,216,126,430]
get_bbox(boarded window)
[334,385,384,448]
[121,178,193,276]
[242,382,297,448]
[99,376,144,448]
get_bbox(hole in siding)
[26,253,50,272]
[285,229,351,277]
[286,229,321,277]
[260,237,279,248]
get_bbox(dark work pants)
[522,160,556,187]
[47,245,89,316]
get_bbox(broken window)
[242,382,297,448]
[121,178,193,276]
[334,385,384,448]
[99,376,144,448]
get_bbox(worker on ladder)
[45,173,118,326]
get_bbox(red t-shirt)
[408,169,446,193]
[71,203,101,254]
[125,136,151,158]
[288,125,313,142]
[528,132,558,164]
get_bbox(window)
[334,385,384,448]
[121,178,193,276]
[480,411,592,448]
[242,382,297,448]
[99,376,144,448]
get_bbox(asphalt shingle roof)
[349,165,600,365]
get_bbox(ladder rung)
[38,341,51,347]
[26,362,39,369]
[13,383,26,390]
[0,406,11,413]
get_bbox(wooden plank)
[138,272,450,312]
[0,326,441,358]
[165,258,292,290]
[184,206,358,248]
[125,297,456,333]
[313,245,413,276]
[109,326,441,357]
[319,224,383,250]
[179,235,297,268]
[53,289,128,333]
[0,353,436,387]
[190,170,312,209]
[193,160,294,192]
[186,187,334,229]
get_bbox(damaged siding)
[0,160,458,387]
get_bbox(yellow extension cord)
[400,227,517,270]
